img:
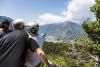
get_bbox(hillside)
[39,21,85,42]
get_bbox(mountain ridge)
[39,21,85,42]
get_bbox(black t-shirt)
[0,30,39,67]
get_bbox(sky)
[0,0,95,25]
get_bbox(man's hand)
[43,32,46,37]
[36,48,45,56]
[36,48,51,67]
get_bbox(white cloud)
[36,13,66,25]
[62,0,95,22]
[36,0,95,25]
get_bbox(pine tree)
[82,0,100,67]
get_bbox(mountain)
[39,21,85,42]
[0,16,13,29]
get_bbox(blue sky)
[0,0,68,21]
[0,0,95,25]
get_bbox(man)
[26,21,56,67]
[0,19,50,67]
[25,21,47,67]
[0,19,12,38]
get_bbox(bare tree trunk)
[86,53,99,67]
[98,56,100,67]
[94,55,99,67]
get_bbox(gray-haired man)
[0,19,50,67]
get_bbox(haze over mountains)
[39,21,85,42]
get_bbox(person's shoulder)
[37,34,43,38]
[8,29,13,32]
[0,29,5,35]
[6,30,27,36]
[4,30,28,39]
[13,29,26,32]
[0,32,5,38]
[36,34,45,41]
[39,34,46,38]
[5,29,13,34]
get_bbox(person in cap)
[25,20,47,67]
[0,19,51,67]
[25,20,57,67]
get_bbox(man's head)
[28,20,39,34]
[0,19,10,31]
[13,18,25,29]
[0,19,10,26]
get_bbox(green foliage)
[43,41,94,67]
[83,44,100,55]
[43,42,68,66]
[91,0,100,20]
[82,0,100,43]
[82,1,100,66]
[43,42,68,56]
[82,0,100,56]
[82,20,100,43]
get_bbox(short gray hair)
[13,18,25,29]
